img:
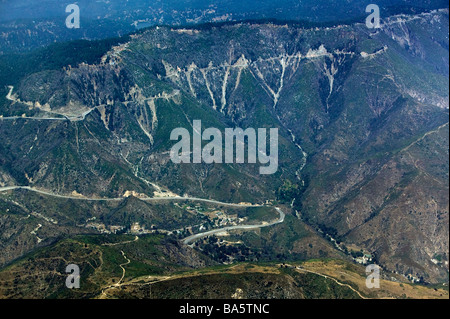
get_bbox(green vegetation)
[0,37,129,88]
[0,7,448,292]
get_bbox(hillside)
[0,7,448,293]
[0,235,447,299]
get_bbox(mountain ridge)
[0,8,448,287]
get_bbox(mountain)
[0,5,448,297]
[0,0,448,52]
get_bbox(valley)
[0,3,448,299]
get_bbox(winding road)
[1,87,287,244]
[2,85,98,122]
[0,186,262,207]
[0,185,285,244]
[294,266,367,299]
[182,207,285,244]
[0,186,123,201]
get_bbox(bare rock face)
[0,9,448,284]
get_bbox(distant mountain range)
[0,0,448,52]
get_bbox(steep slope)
[0,9,448,284]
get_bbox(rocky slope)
[0,9,448,284]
